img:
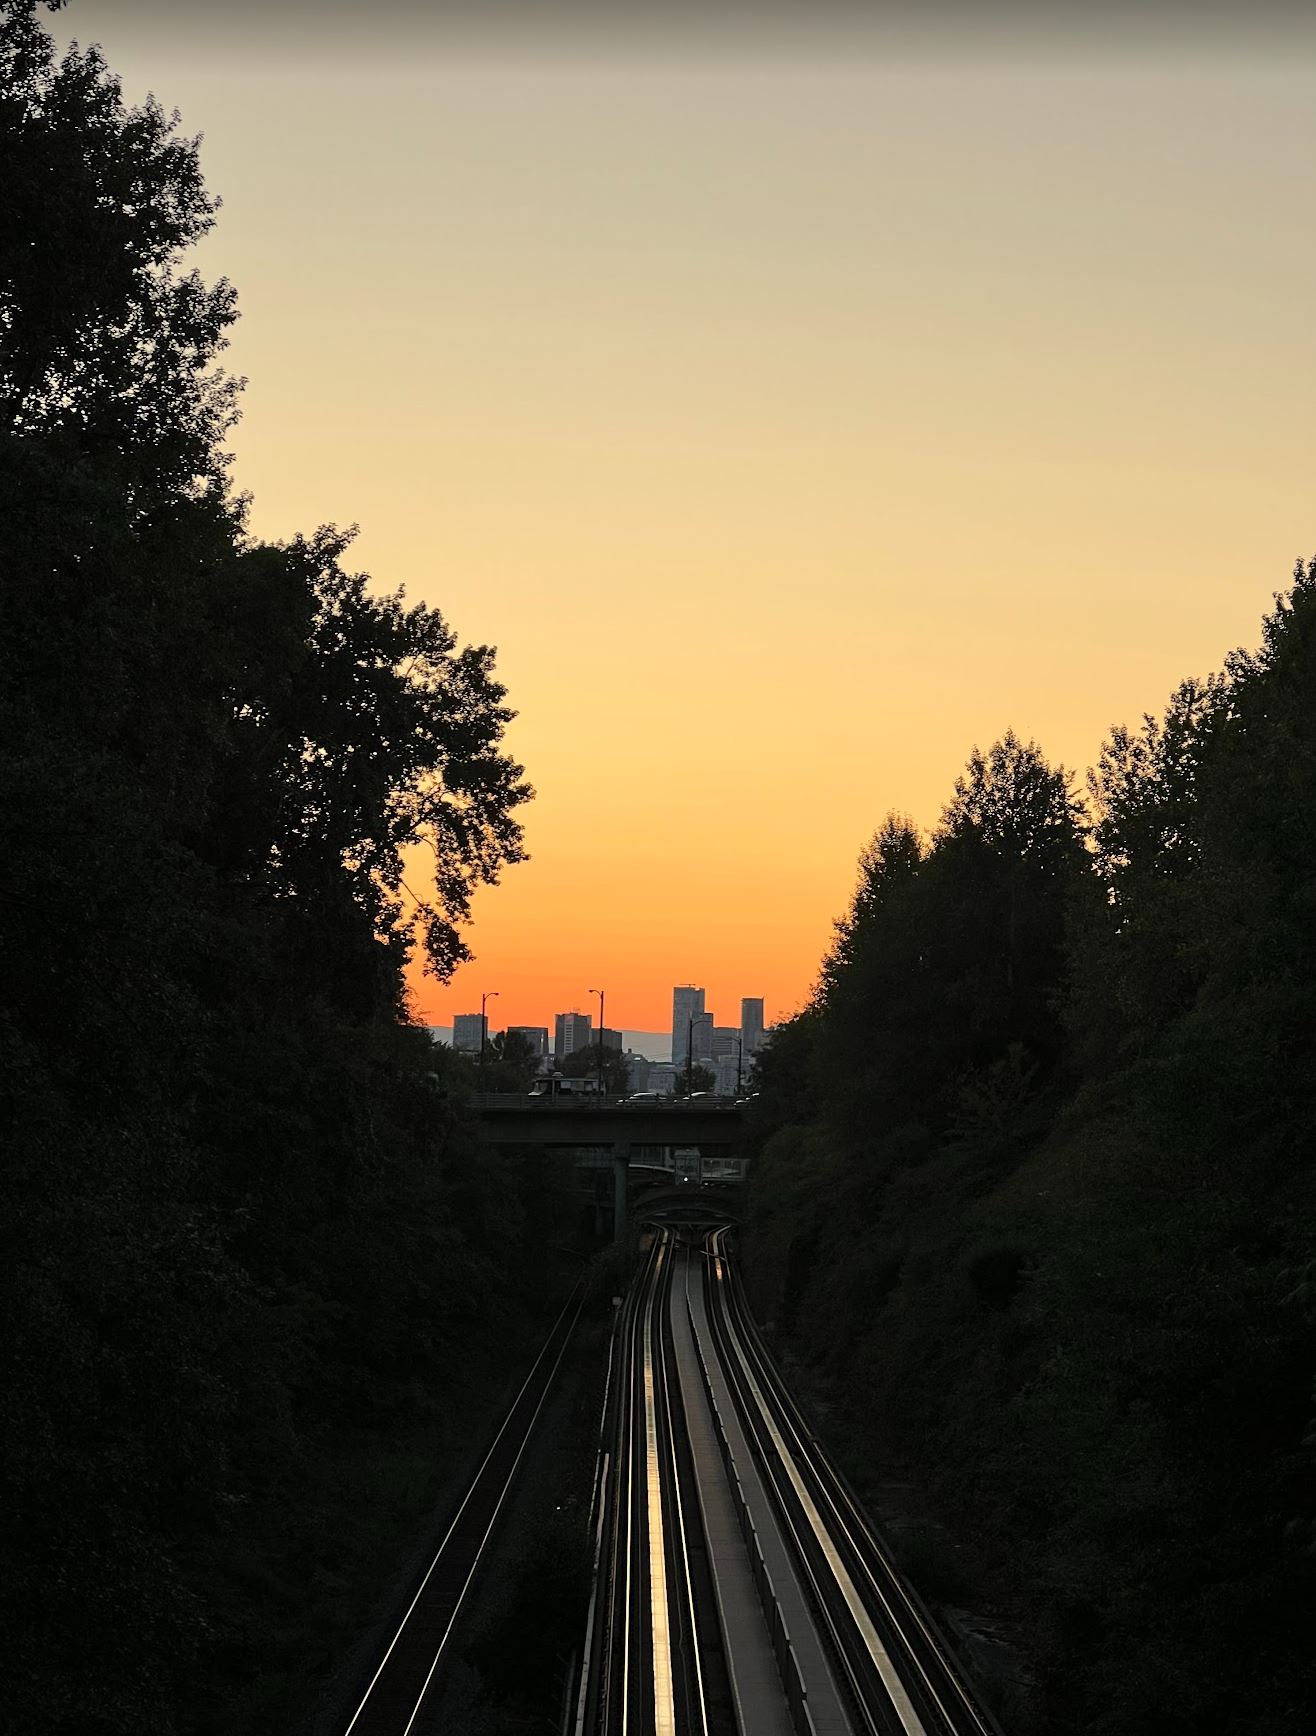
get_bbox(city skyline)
[441,979,768,1065]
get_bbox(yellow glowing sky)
[63,6,1315,1033]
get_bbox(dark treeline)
[1,6,577,1732]
[744,571,1316,1731]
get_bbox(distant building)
[671,985,705,1067]
[714,1053,741,1097]
[452,1012,486,1054]
[506,1025,549,1058]
[647,1063,677,1096]
[711,1025,739,1059]
[626,1054,651,1091]
[598,1026,624,1051]
[554,1010,593,1059]
[740,997,765,1057]
[690,1010,714,1064]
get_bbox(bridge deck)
[474,1097,743,1148]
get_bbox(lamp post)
[735,1035,743,1099]
[479,989,499,1092]
[687,1014,695,1100]
[589,987,605,1100]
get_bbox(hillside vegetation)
[744,570,1316,1734]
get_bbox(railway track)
[702,1227,1002,1736]
[581,1228,734,1736]
[342,1281,584,1736]
[574,1226,1002,1736]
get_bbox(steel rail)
[586,1227,734,1736]
[707,1233,926,1734]
[701,1232,889,1735]
[591,1230,667,1736]
[640,1233,679,1735]
[652,1241,713,1736]
[713,1230,990,1736]
[614,1236,662,1736]
[573,1279,623,1736]
[708,1230,1000,1736]
[343,1279,584,1736]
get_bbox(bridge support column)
[613,1143,631,1242]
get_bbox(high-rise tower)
[741,997,765,1057]
[554,1011,593,1059]
[671,985,705,1066]
[452,1012,486,1053]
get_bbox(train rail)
[581,1228,732,1735]
[342,1281,584,1736]
[701,1228,1001,1736]
[574,1227,1002,1736]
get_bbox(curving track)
[574,1227,1004,1736]
[342,1282,583,1736]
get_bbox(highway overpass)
[473,1095,744,1236]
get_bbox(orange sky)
[66,4,1316,1033]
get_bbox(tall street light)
[687,1013,695,1100]
[479,989,499,1092]
[589,987,605,1100]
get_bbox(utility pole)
[735,1035,743,1098]
[590,987,605,1101]
[479,989,499,1093]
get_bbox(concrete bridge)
[473,1095,744,1237]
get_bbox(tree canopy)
[1,9,545,1731]
[745,565,1316,1735]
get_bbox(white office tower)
[452,1012,485,1053]
[741,997,766,1057]
[690,1010,714,1063]
[671,985,705,1066]
[554,1010,593,1059]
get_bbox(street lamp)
[589,987,605,1100]
[479,989,499,1091]
[687,1013,695,1100]
[735,1035,743,1099]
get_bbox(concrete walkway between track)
[678,1249,856,1736]
[672,1248,854,1736]
[669,1249,794,1736]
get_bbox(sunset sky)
[64,2,1315,1034]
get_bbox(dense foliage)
[0,6,566,1731]
[744,575,1316,1732]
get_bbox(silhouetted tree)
[744,568,1316,1736]
[0,9,541,1731]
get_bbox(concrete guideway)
[703,1229,1004,1736]
[577,1227,846,1736]
[574,1226,1004,1736]
[669,1245,796,1736]
[684,1243,855,1736]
